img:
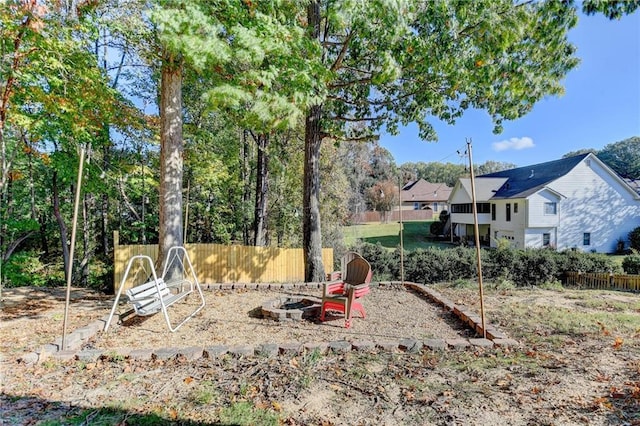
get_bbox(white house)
[448,153,640,253]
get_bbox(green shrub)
[358,242,396,280]
[85,258,113,292]
[629,226,640,251]
[2,251,48,287]
[404,247,477,284]
[622,252,640,274]
[557,250,622,274]
[348,244,621,287]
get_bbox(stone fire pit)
[261,295,322,321]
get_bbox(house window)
[544,202,557,215]
[491,204,496,221]
[452,203,491,214]
[514,203,518,214]
[413,202,419,210]
[543,233,550,247]
[506,203,511,222]
[583,232,591,246]
[433,202,438,212]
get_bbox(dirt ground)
[1,284,639,425]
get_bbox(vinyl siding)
[526,190,561,228]
[491,198,526,248]
[544,159,640,252]
[525,228,557,249]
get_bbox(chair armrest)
[323,280,346,297]
[327,271,342,281]
[349,283,371,298]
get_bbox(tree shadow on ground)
[1,394,265,425]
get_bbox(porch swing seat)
[125,277,190,316]
[104,246,205,332]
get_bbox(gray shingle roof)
[479,153,589,199]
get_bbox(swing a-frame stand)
[105,246,205,332]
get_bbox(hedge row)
[352,243,624,287]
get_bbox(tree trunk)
[253,133,269,246]
[52,171,71,283]
[39,213,49,257]
[99,126,111,257]
[303,104,325,282]
[241,130,253,245]
[80,193,91,287]
[157,56,184,278]
[303,1,325,282]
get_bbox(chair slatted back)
[344,257,371,286]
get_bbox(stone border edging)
[18,281,519,365]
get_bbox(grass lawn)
[343,220,454,250]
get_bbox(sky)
[379,10,640,168]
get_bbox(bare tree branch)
[330,30,356,72]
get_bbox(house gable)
[448,178,507,203]
[401,179,452,203]
[448,152,640,253]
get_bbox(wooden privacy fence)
[113,231,333,292]
[565,271,640,291]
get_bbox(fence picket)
[564,271,640,291]
[113,232,333,291]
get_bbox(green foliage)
[582,0,640,20]
[358,242,396,280]
[400,161,516,187]
[429,221,444,236]
[85,258,113,293]
[451,278,475,289]
[622,252,640,274]
[218,401,279,426]
[387,1,579,140]
[539,280,564,291]
[2,251,48,287]
[361,244,621,287]
[404,247,476,284]
[556,250,623,274]
[429,211,450,236]
[597,136,640,179]
[629,226,640,251]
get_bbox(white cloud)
[492,137,535,152]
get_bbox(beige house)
[400,179,452,215]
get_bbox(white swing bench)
[104,246,205,333]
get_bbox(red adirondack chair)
[327,251,363,281]
[320,256,372,328]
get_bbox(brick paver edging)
[18,282,519,365]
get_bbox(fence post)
[609,272,614,289]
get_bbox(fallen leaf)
[255,401,269,410]
[272,401,282,412]
[610,387,625,399]
[613,337,624,350]
[597,321,610,336]
[184,376,194,385]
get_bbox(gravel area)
[90,284,472,351]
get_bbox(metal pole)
[62,145,86,350]
[466,139,487,338]
[184,179,190,245]
[398,176,404,284]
